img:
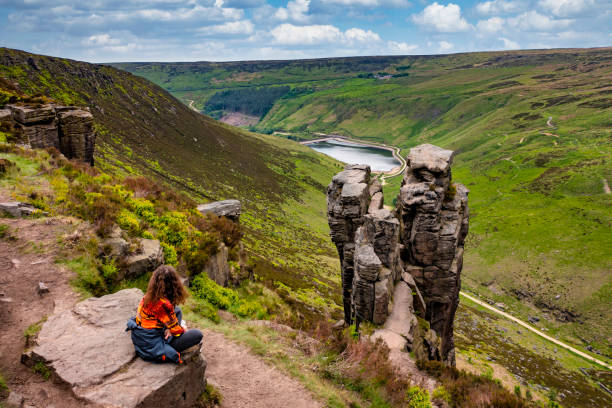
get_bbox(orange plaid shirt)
[135,297,185,337]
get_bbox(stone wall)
[0,104,96,165]
[327,144,469,365]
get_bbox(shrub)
[183,232,219,276]
[433,386,452,405]
[416,360,533,408]
[197,383,223,408]
[0,372,8,398]
[160,242,178,266]
[190,275,268,320]
[406,386,432,408]
[116,209,141,235]
[33,362,51,380]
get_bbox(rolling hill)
[0,47,344,323]
[114,49,612,356]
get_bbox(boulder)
[197,199,241,222]
[100,236,130,259]
[0,201,36,217]
[37,282,50,296]
[22,289,207,408]
[371,329,407,351]
[6,391,24,408]
[122,239,164,279]
[203,242,231,287]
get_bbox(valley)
[115,49,612,360]
[0,46,610,407]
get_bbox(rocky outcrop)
[197,200,241,222]
[204,243,231,287]
[326,144,469,366]
[22,288,207,408]
[0,104,96,165]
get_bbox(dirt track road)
[460,292,611,370]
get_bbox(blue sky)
[0,0,610,62]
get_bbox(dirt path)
[202,329,322,408]
[603,178,611,194]
[547,116,555,128]
[0,217,88,407]
[460,292,612,370]
[186,99,199,112]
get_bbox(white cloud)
[344,28,381,43]
[269,23,381,46]
[270,23,341,45]
[508,11,573,31]
[477,16,505,33]
[387,41,418,53]
[538,0,595,17]
[475,0,523,15]
[499,37,520,49]
[321,0,410,6]
[205,20,254,35]
[439,40,453,51]
[412,2,472,32]
[275,0,311,23]
[82,34,121,46]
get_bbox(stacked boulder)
[327,144,469,366]
[1,104,96,165]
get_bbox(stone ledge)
[22,288,207,408]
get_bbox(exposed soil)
[0,217,88,408]
[219,112,260,127]
[202,329,322,408]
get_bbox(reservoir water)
[307,139,400,172]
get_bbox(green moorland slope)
[115,49,612,356]
[0,47,346,323]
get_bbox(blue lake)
[308,139,400,172]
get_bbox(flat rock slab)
[197,200,241,221]
[0,202,37,217]
[22,288,206,408]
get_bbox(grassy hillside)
[115,49,612,355]
[0,47,345,324]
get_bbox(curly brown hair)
[143,265,188,306]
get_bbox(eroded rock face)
[326,144,469,366]
[22,288,207,408]
[0,104,96,165]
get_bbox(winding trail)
[603,178,611,194]
[186,99,199,112]
[202,329,322,408]
[547,116,555,128]
[460,292,612,370]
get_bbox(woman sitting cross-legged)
[126,265,203,364]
